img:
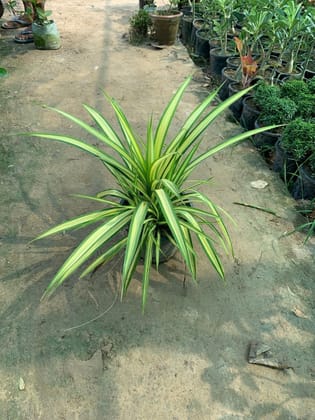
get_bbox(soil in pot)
[275,66,302,81]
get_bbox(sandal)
[1,16,32,30]
[14,29,34,44]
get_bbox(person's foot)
[1,15,32,29]
[14,29,34,44]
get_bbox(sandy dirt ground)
[0,1,314,419]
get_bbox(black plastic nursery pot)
[180,5,192,15]
[181,14,193,46]
[219,67,238,101]
[194,29,210,59]
[150,231,177,264]
[303,59,315,79]
[226,56,240,70]
[273,139,298,182]
[292,165,315,200]
[228,82,246,121]
[274,66,302,81]
[240,96,261,130]
[150,12,183,46]
[209,48,235,77]
[252,119,282,150]
[191,18,205,48]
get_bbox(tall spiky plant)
[28,77,277,310]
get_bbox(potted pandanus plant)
[27,77,277,310]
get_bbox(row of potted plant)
[238,78,315,200]
[130,1,204,46]
[131,0,186,46]
[182,0,315,81]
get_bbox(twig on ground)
[63,291,118,333]
[63,254,123,333]
[233,202,278,216]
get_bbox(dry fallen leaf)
[248,342,292,370]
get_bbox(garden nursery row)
[132,0,315,235]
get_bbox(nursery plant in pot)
[220,23,262,102]
[240,81,280,131]
[28,0,60,50]
[226,37,258,120]
[280,79,315,120]
[250,81,293,151]
[191,17,205,48]
[273,0,308,79]
[238,7,271,59]
[209,0,236,76]
[129,8,152,44]
[293,152,315,201]
[181,13,193,46]
[150,0,182,45]
[26,77,277,310]
[194,28,211,59]
[274,118,315,183]
[253,96,296,150]
[219,67,238,101]
[300,6,315,79]
[286,118,315,200]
